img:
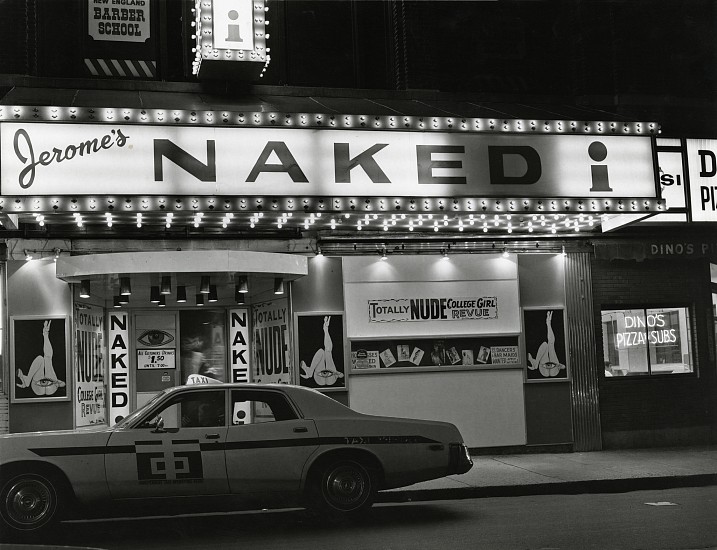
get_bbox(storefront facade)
[0,100,714,451]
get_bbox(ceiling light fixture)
[79,279,91,299]
[120,277,131,296]
[150,286,160,304]
[160,276,172,295]
[237,275,249,293]
[273,277,285,295]
[176,285,187,303]
[200,276,210,294]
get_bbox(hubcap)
[324,464,368,510]
[5,478,53,526]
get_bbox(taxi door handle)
[205,433,220,440]
[293,427,308,433]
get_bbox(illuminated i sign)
[193,0,269,77]
[212,0,254,51]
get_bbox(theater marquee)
[0,122,657,198]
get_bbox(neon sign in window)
[601,307,693,376]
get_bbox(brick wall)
[592,258,717,448]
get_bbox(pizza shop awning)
[0,84,663,237]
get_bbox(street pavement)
[380,445,717,503]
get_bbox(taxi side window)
[138,390,226,429]
[231,390,298,425]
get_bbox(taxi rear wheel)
[314,459,375,514]
[0,471,61,536]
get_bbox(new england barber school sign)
[1,123,656,198]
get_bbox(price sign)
[137,349,176,370]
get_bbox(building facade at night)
[0,0,715,452]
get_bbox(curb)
[377,473,717,503]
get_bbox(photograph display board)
[12,316,70,403]
[253,299,291,384]
[523,308,568,381]
[350,335,520,371]
[74,305,106,426]
[296,313,346,390]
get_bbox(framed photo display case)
[11,315,71,403]
[523,307,569,382]
[294,312,346,391]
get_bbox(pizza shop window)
[601,307,694,376]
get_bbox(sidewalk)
[379,445,717,503]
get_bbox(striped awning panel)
[84,59,158,79]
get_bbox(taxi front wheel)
[0,471,61,537]
[313,459,376,514]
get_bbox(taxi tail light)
[449,443,473,474]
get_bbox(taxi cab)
[0,383,472,537]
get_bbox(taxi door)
[105,389,229,499]
[225,389,319,495]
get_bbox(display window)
[601,306,694,376]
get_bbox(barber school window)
[601,307,694,376]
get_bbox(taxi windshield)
[111,389,168,429]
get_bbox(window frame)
[600,303,697,379]
[132,388,229,429]
[229,389,301,426]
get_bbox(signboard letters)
[0,123,657,198]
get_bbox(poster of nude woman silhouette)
[12,316,70,402]
[523,308,568,381]
[295,313,346,391]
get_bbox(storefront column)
[565,251,602,451]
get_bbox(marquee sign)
[686,139,717,222]
[0,122,657,198]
